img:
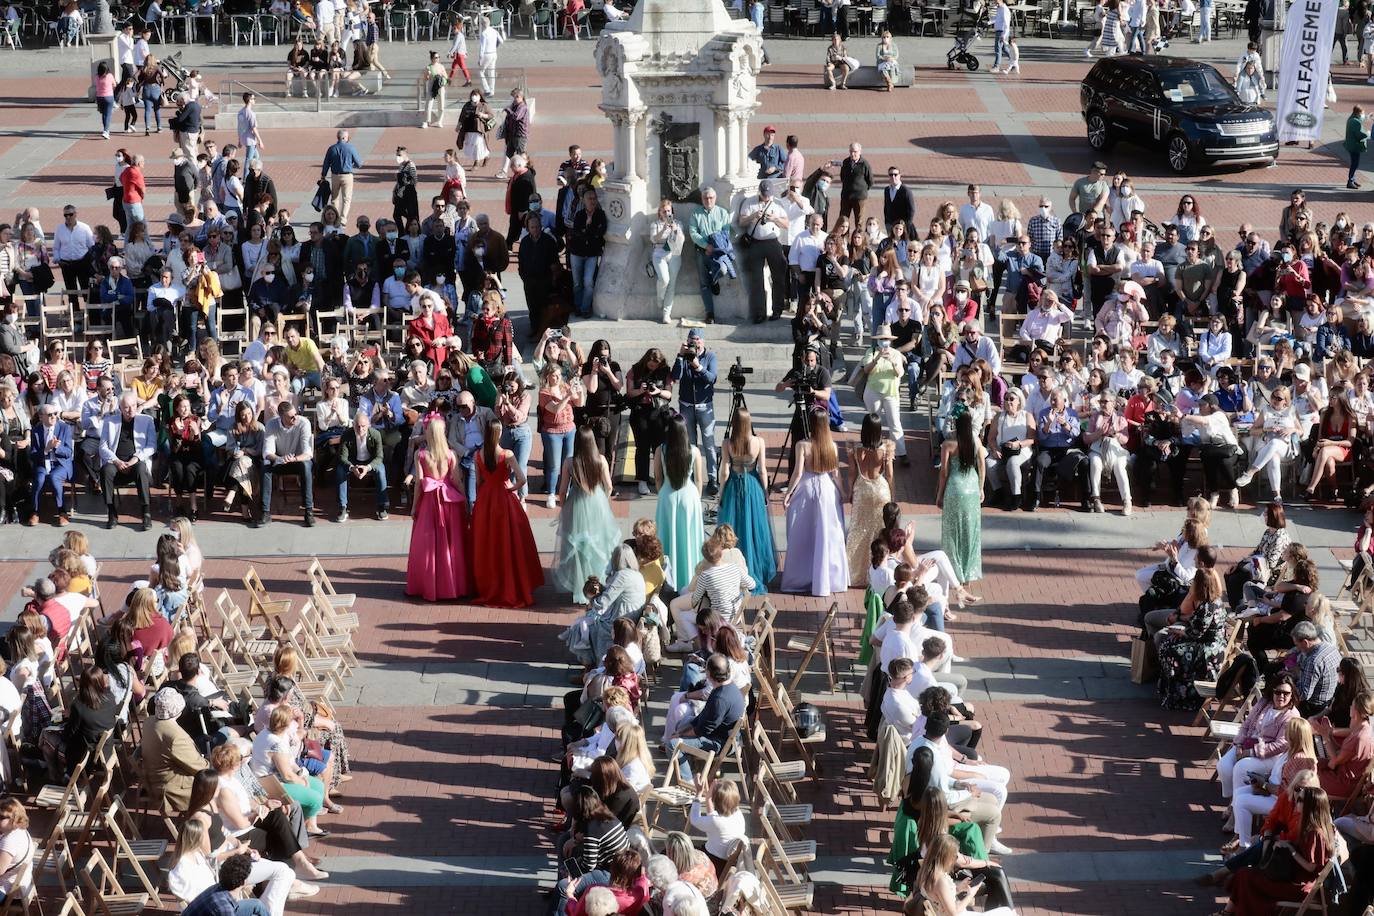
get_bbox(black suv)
[1080,55,1277,173]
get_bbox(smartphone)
[968,874,986,888]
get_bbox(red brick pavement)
[77,543,1228,913]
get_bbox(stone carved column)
[628,106,649,182]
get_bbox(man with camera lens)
[774,344,832,485]
[671,328,719,497]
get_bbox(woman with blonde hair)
[781,410,848,597]
[1226,717,1318,853]
[917,834,1018,915]
[406,417,473,601]
[0,798,31,900]
[274,645,352,788]
[610,718,655,792]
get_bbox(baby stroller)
[158,50,192,106]
[946,5,987,71]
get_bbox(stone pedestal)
[590,0,764,322]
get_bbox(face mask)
[436,275,447,285]
[470,95,480,103]
[1039,206,1050,216]
[955,292,969,303]
[473,245,486,257]
[1336,219,1348,230]
[817,180,829,192]
[263,273,276,282]
[1121,186,1132,197]
[528,201,540,212]
[1281,251,1293,263]
[302,272,314,282]
[394,267,405,278]
[4,314,15,325]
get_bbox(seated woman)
[1154,567,1229,711]
[1216,673,1300,803]
[660,625,749,746]
[688,779,747,877]
[1199,768,1317,888]
[824,33,853,90]
[554,786,632,912]
[914,833,1018,916]
[270,646,351,789]
[564,545,646,669]
[209,742,327,881]
[250,705,332,837]
[888,750,985,895]
[665,533,754,650]
[1318,690,1373,802]
[1135,516,1210,625]
[1313,658,1370,752]
[662,830,718,900]
[1082,391,1132,515]
[47,668,117,781]
[1235,385,1301,499]
[1221,784,1335,916]
[564,850,648,916]
[1225,718,1318,855]
[1244,544,1319,660]
[174,770,315,914]
[1303,392,1355,500]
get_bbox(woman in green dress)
[654,416,704,593]
[553,427,622,603]
[889,746,987,897]
[936,408,985,586]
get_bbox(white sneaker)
[546,494,556,509]
[1229,489,1240,507]
[1234,471,1254,488]
[989,840,1016,855]
[637,480,650,496]
[1085,47,1093,57]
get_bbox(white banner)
[1276,0,1338,145]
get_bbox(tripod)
[771,392,812,491]
[726,383,749,439]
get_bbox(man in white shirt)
[880,658,923,743]
[908,713,1008,852]
[381,256,413,313]
[260,401,315,527]
[1126,0,1147,52]
[316,0,337,43]
[1016,290,1075,356]
[114,22,135,75]
[53,205,95,305]
[952,321,1001,373]
[736,181,790,323]
[477,15,504,95]
[787,213,826,301]
[956,184,994,241]
[778,181,814,310]
[1129,238,1168,314]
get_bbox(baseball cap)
[763,125,777,133]
[687,328,704,340]
[1294,363,1312,380]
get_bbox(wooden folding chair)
[79,850,148,916]
[34,729,109,810]
[1207,684,1261,772]
[748,599,778,686]
[0,852,37,916]
[217,592,278,668]
[285,623,345,700]
[751,768,812,832]
[645,748,712,837]
[756,791,816,885]
[241,568,292,638]
[51,893,86,916]
[306,557,360,621]
[299,596,357,673]
[775,688,824,779]
[783,602,839,696]
[1191,618,1243,727]
[200,636,263,695]
[750,721,805,803]
[103,798,167,907]
[1276,857,1336,915]
[35,735,116,894]
[752,842,814,912]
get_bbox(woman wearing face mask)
[1108,177,1144,231]
[403,219,425,273]
[804,169,832,227]
[393,146,419,232]
[457,89,493,170]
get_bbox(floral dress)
[284,678,350,788]
[1156,597,1228,711]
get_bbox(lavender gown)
[781,469,849,597]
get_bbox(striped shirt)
[574,818,629,874]
[690,564,755,620]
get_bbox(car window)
[1127,71,1160,99]
[1158,68,1236,104]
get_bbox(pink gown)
[406,449,474,601]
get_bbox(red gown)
[406,450,474,601]
[472,453,545,607]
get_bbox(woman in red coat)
[1224,783,1334,916]
[407,294,459,368]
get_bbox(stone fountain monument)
[590,0,765,321]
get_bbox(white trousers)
[478,54,497,93]
[863,388,907,456]
[247,857,296,916]
[1089,439,1131,502]
[653,252,681,318]
[959,760,1011,808]
[1217,747,1273,800]
[1232,787,1278,845]
[1246,437,1293,495]
[986,451,1032,496]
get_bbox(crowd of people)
[1124,495,1374,913]
[0,521,360,916]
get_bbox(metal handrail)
[219,77,294,112]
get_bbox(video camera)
[728,356,752,390]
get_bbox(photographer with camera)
[774,344,832,485]
[671,328,720,498]
[627,348,674,496]
[578,339,624,477]
[495,366,531,501]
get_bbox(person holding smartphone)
[915,834,1018,915]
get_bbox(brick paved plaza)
[0,17,1370,916]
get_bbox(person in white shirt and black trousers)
[336,409,387,523]
[98,392,155,530]
[736,181,790,324]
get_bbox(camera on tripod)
[728,356,753,390]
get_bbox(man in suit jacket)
[881,167,916,238]
[337,409,388,523]
[29,403,74,526]
[448,391,495,505]
[142,687,209,813]
[98,392,156,530]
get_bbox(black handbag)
[1259,840,1298,883]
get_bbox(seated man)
[258,400,315,528]
[98,392,155,530]
[29,403,74,526]
[247,268,290,341]
[1009,289,1074,363]
[665,653,744,781]
[182,853,269,916]
[880,657,922,743]
[1292,621,1340,718]
[337,409,388,523]
[283,326,325,393]
[358,367,406,484]
[79,376,119,496]
[169,651,233,756]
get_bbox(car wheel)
[1086,111,1112,151]
[966,56,979,71]
[1167,133,1192,173]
